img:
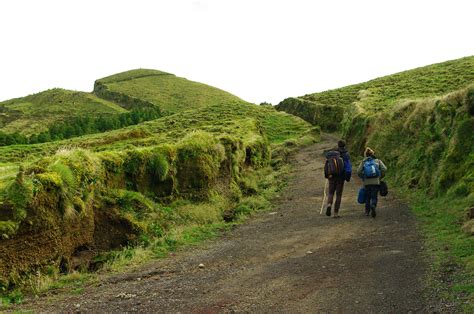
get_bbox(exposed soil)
[13,134,428,312]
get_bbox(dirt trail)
[16,134,428,312]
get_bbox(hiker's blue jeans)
[365,185,380,210]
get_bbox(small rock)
[306,250,313,254]
[269,212,278,215]
[116,292,137,299]
[462,220,474,235]
[137,277,142,281]
[355,300,360,304]
[467,207,474,219]
[199,263,205,268]
[75,304,81,308]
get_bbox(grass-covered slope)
[0,102,312,164]
[0,69,242,141]
[277,56,474,130]
[0,89,126,135]
[94,69,244,114]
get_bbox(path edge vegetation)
[0,128,320,307]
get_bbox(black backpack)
[324,151,345,178]
[380,181,388,196]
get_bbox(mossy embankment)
[276,55,474,310]
[0,69,317,302]
[345,87,473,309]
[0,128,316,300]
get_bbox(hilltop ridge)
[94,68,244,114]
[0,69,245,142]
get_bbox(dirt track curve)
[16,134,428,313]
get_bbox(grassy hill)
[0,89,127,136]
[94,69,244,114]
[0,69,245,142]
[276,55,474,311]
[0,70,315,300]
[277,56,474,130]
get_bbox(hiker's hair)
[365,147,375,157]
[338,140,346,148]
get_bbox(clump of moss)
[1,167,34,238]
[175,131,226,198]
[464,86,474,115]
[99,151,124,174]
[276,97,344,131]
[5,169,33,221]
[111,189,156,218]
[148,151,169,182]
[123,149,148,187]
[0,220,20,239]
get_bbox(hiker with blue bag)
[357,147,387,218]
[324,140,352,218]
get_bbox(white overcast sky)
[1,0,473,104]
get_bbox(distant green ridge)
[94,69,245,114]
[96,69,173,84]
[0,88,126,135]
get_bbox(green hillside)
[304,56,474,109]
[0,89,126,136]
[0,70,315,299]
[0,102,311,164]
[94,69,244,114]
[0,69,243,143]
[276,56,474,310]
[277,56,474,130]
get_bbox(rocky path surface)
[16,134,428,313]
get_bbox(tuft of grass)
[0,289,23,306]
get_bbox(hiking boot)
[365,208,370,216]
[371,205,376,218]
[326,205,331,216]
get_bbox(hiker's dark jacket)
[338,147,352,182]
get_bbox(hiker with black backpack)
[357,147,387,218]
[324,140,352,218]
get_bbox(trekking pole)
[320,179,328,215]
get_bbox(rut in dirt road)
[18,134,428,313]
